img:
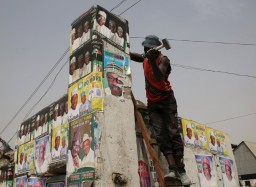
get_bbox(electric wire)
[118,0,142,15]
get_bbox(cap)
[210,131,215,137]
[55,130,61,137]
[105,62,124,76]
[98,10,106,19]
[36,115,40,121]
[142,35,162,48]
[54,104,59,110]
[186,123,192,129]
[82,133,92,143]
[71,28,75,35]
[71,87,78,97]
[71,56,76,65]
[202,157,210,167]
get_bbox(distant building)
[233,141,256,186]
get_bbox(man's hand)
[145,49,159,61]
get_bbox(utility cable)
[118,0,142,15]
[0,47,69,136]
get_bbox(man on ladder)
[130,35,191,186]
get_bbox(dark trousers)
[148,95,184,157]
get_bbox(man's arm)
[158,56,170,75]
[129,52,144,63]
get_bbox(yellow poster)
[215,130,229,156]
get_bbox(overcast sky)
[0,0,255,149]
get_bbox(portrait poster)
[67,114,95,176]
[103,50,130,98]
[16,175,27,187]
[191,120,208,150]
[215,130,229,156]
[219,157,237,187]
[27,177,46,187]
[51,122,69,161]
[47,182,65,187]
[35,136,51,174]
[181,118,196,148]
[195,154,218,187]
[206,127,221,154]
[138,160,151,187]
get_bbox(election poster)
[27,177,46,187]
[215,130,229,156]
[195,154,218,187]
[15,175,27,187]
[219,157,238,187]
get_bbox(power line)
[172,63,256,79]
[118,0,142,15]
[0,47,69,136]
[130,36,256,46]
[205,112,256,125]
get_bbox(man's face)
[211,135,216,145]
[62,138,66,147]
[77,25,83,38]
[84,22,89,33]
[39,141,46,160]
[82,140,91,155]
[97,15,106,26]
[70,63,76,75]
[78,57,84,68]
[117,27,123,38]
[55,136,60,150]
[85,53,90,65]
[109,21,116,33]
[54,109,58,120]
[81,94,86,104]
[203,163,211,180]
[19,179,24,187]
[225,165,232,180]
[217,139,220,147]
[33,180,43,187]
[187,128,192,139]
[107,72,123,96]
[71,94,78,110]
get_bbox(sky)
[0,0,255,149]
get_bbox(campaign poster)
[35,136,51,174]
[67,72,103,122]
[103,50,130,98]
[68,173,81,187]
[27,177,46,187]
[67,114,95,176]
[195,154,218,187]
[219,157,237,187]
[91,42,103,74]
[206,127,220,154]
[215,130,229,156]
[138,160,151,187]
[51,122,69,161]
[182,119,208,150]
[16,175,27,187]
[47,182,65,187]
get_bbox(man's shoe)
[177,172,192,185]
[164,171,178,180]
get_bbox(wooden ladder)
[131,93,166,187]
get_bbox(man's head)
[78,54,84,69]
[97,10,107,26]
[109,20,116,34]
[71,87,78,110]
[142,35,162,53]
[84,21,90,33]
[80,91,86,104]
[55,130,61,150]
[77,24,83,38]
[19,152,24,164]
[81,134,92,156]
[62,136,66,147]
[117,26,123,38]
[39,139,46,161]
[84,51,90,65]
[210,132,216,145]
[186,124,193,139]
[217,139,221,147]
[70,56,76,75]
[225,160,232,181]
[18,178,25,187]
[202,157,211,180]
[59,103,64,117]
[71,140,80,167]
[35,115,40,130]
[19,125,24,138]
[54,104,59,121]
[106,71,123,97]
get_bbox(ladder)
[131,93,166,187]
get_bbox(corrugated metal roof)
[244,141,256,157]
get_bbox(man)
[42,113,48,134]
[61,101,69,124]
[67,139,81,173]
[82,21,91,43]
[198,156,217,186]
[93,10,110,38]
[130,35,191,185]
[84,51,92,75]
[222,160,237,186]
[34,115,42,138]
[80,134,95,167]
[18,150,25,171]
[33,179,43,187]
[52,104,61,129]
[52,130,61,159]
[36,139,48,173]
[209,132,218,153]
[109,20,117,41]
[68,87,80,121]
[77,53,86,78]
[116,26,124,47]
[79,91,92,115]
[69,56,79,84]
[194,131,203,149]
[60,136,68,158]
[184,123,195,146]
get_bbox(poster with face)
[138,160,151,187]
[35,136,51,174]
[27,178,46,187]
[103,50,130,99]
[67,114,95,176]
[215,130,229,156]
[16,176,27,187]
[68,72,103,123]
[51,121,69,161]
[206,127,221,154]
[219,157,237,187]
[195,154,218,187]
